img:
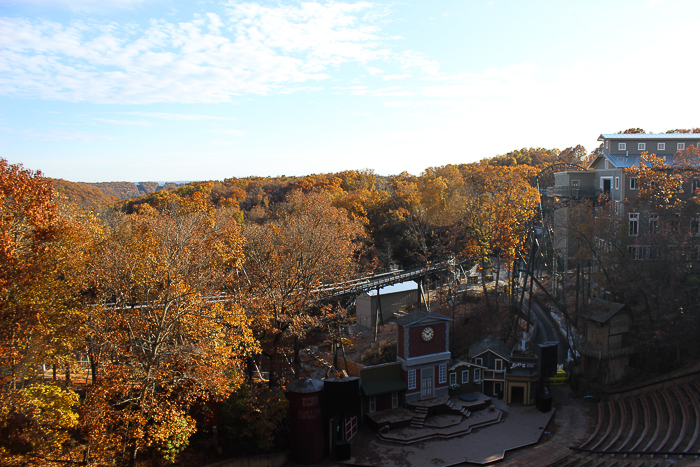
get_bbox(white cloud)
[644,0,667,8]
[5,128,116,141]
[5,0,149,13]
[382,74,411,80]
[117,112,235,121]
[94,118,152,126]
[0,2,408,104]
[211,129,246,136]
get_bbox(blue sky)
[1,0,698,182]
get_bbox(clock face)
[421,326,435,342]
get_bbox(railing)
[483,370,506,380]
[546,186,601,198]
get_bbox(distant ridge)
[51,179,187,207]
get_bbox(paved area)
[345,397,556,466]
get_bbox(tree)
[0,159,97,465]
[459,165,540,315]
[83,204,256,466]
[242,191,363,388]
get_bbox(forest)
[2,130,700,467]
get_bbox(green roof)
[361,379,407,396]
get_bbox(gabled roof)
[598,133,700,141]
[394,311,452,328]
[468,336,511,361]
[449,360,486,371]
[580,298,626,324]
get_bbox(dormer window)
[678,143,686,150]
[618,143,626,150]
[658,142,666,150]
[638,143,646,150]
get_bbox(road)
[528,296,568,365]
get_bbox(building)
[356,281,419,330]
[468,336,511,398]
[578,298,634,384]
[395,311,452,402]
[359,361,406,415]
[547,132,700,260]
[504,349,539,405]
[448,360,485,396]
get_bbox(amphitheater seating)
[572,381,700,466]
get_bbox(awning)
[361,379,407,396]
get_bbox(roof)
[449,360,486,371]
[580,298,626,323]
[394,310,452,328]
[366,281,417,296]
[604,153,642,168]
[598,133,700,141]
[361,379,407,396]
[469,336,511,361]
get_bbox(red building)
[395,311,452,402]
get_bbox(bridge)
[315,257,476,300]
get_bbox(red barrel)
[287,378,324,464]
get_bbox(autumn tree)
[0,160,97,465]
[459,164,540,314]
[83,203,256,466]
[242,191,363,388]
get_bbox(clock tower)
[395,311,452,402]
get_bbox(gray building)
[547,132,700,259]
[356,281,419,329]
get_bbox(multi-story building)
[547,132,700,260]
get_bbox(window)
[408,370,416,389]
[474,357,483,366]
[615,177,620,190]
[605,140,609,149]
[658,142,666,151]
[345,416,357,440]
[449,372,457,386]
[369,396,376,413]
[693,179,700,193]
[347,417,358,438]
[629,213,639,236]
[628,245,651,260]
[474,369,482,382]
[692,215,700,236]
[392,392,398,408]
[619,143,626,150]
[439,364,447,384]
[638,143,646,150]
[495,359,503,371]
[693,245,700,261]
[605,159,609,169]
[630,178,637,190]
[462,370,469,384]
[649,213,658,234]
[678,143,686,151]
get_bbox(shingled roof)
[394,310,452,328]
[468,335,511,361]
[580,298,626,324]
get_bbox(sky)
[1,0,699,183]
